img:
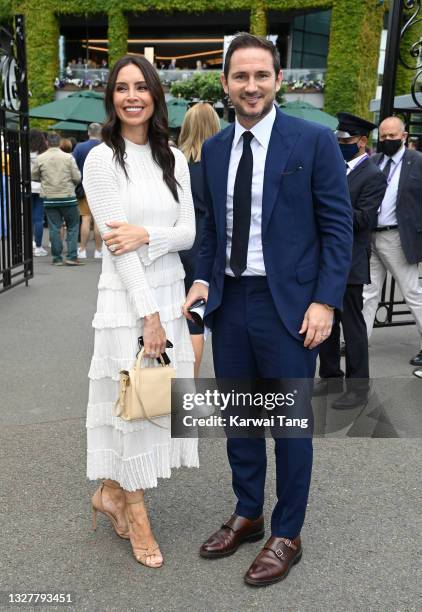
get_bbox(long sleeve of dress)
[83,147,159,318]
[139,152,195,265]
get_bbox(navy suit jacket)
[347,158,387,284]
[195,107,353,340]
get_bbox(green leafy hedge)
[7,0,386,119]
[170,72,231,119]
[170,71,286,105]
[171,72,223,103]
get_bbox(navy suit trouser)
[211,275,317,538]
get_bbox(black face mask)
[380,139,403,157]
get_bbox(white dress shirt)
[377,146,406,227]
[225,104,276,276]
[194,105,276,287]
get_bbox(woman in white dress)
[83,56,199,569]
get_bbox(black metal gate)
[0,15,32,293]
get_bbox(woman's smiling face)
[113,63,155,133]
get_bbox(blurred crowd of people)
[30,123,103,265]
[66,58,108,73]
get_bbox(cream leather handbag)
[114,348,176,424]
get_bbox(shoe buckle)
[275,548,284,558]
[283,538,292,548]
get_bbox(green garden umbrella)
[49,120,90,132]
[280,100,337,129]
[166,98,190,129]
[29,90,106,123]
[33,93,228,131]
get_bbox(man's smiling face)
[221,47,282,128]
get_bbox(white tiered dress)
[83,139,199,491]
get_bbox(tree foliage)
[171,71,286,105]
[171,72,223,103]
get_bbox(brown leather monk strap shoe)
[244,535,302,586]
[199,514,265,559]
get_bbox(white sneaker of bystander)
[78,247,87,259]
[94,249,102,259]
[34,246,48,257]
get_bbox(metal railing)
[374,271,421,328]
[0,15,33,293]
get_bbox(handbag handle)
[134,347,170,429]
[136,347,168,369]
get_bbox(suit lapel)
[211,125,234,240]
[347,157,369,185]
[262,109,300,235]
[372,152,383,166]
[396,148,412,207]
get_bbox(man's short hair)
[47,132,61,147]
[88,122,102,138]
[224,32,281,79]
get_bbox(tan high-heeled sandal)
[92,481,129,540]
[126,496,163,568]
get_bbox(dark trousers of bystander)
[45,205,80,262]
[319,283,369,391]
[31,194,45,247]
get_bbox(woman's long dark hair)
[102,55,179,202]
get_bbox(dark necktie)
[382,157,393,179]
[230,131,253,278]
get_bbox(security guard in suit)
[363,116,422,368]
[314,113,387,408]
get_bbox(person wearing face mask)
[314,113,387,408]
[363,116,422,368]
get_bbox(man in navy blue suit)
[183,33,353,586]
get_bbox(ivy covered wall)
[24,3,60,108]
[107,8,129,67]
[324,0,385,119]
[0,1,13,23]
[250,0,268,36]
[6,0,386,118]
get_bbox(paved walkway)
[0,254,421,611]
